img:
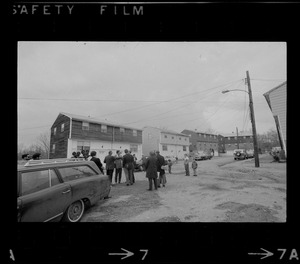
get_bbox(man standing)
[90,151,104,174]
[145,151,158,191]
[184,153,190,176]
[114,150,123,184]
[156,151,166,187]
[122,149,134,186]
[104,150,116,185]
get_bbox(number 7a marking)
[140,249,148,260]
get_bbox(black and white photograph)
[10,1,298,264]
[17,41,286,223]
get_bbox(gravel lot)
[81,153,286,222]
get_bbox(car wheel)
[64,200,85,222]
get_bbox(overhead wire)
[18,78,244,131]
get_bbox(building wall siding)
[142,127,160,155]
[269,83,286,141]
[71,120,142,144]
[50,114,70,159]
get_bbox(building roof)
[221,132,253,137]
[60,112,142,131]
[181,129,218,136]
[263,81,286,111]
[144,126,189,137]
[263,81,286,97]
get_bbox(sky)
[18,42,286,147]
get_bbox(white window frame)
[133,130,137,136]
[101,124,107,133]
[53,127,56,136]
[130,144,138,152]
[61,123,64,132]
[82,122,89,131]
[120,127,125,134]
[52,144,55,153]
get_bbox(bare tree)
[35,130,50,159]
[18,130,50,160]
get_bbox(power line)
[94,79,244,119]
[119,81,244,126]
[251,78,286,82]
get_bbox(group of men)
[85,149,170,191]
[85,149,138,187]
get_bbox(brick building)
[181,129,219,156]
[220,132,254,155]
[142,127,190,159]
[49,112,143,161]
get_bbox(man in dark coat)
[122,149,134,186]
[104,150,116,185]
[145,151,158,191]
[156,151,166,187]
[90,151,104,174]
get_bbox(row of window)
[53,122,138,136]
[51,141,139,154]
[162,145,187,151]
[226,143,253,147]
[163,134,188,141]
[222,136,253,141]
[198,134,218,139]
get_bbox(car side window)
[21,170,50,196]
[21,169,61,196]
[49,169,60,186]
[58,165,97,182]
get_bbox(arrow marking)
[109,248,134,260]
[248,248,273,259]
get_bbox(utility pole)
[236,127,239,149]
[246,71,260,167]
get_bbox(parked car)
[233,149,248,160]
[17,158,111,222]
[194,150,213,161]
[246,149,254,158]
[134,159,144,171]
[201,150,213,160]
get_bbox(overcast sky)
[18,42,286,147]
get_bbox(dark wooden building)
[50,112,143,161]
[181,129,219,156]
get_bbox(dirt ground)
[81,154,286,222]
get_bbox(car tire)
[63,200,85,222]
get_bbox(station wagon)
[17,158,111,222]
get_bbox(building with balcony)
[49,112,143,161]
[142,127,190,159]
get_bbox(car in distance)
[134,158,144,171]
[233,149,248,160]
[17,158,111,222]
[165,155,177,163]
[246,149,254,158]
[194,150,213,161]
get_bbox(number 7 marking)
[140,249,148,260]
[278,249,286,259]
